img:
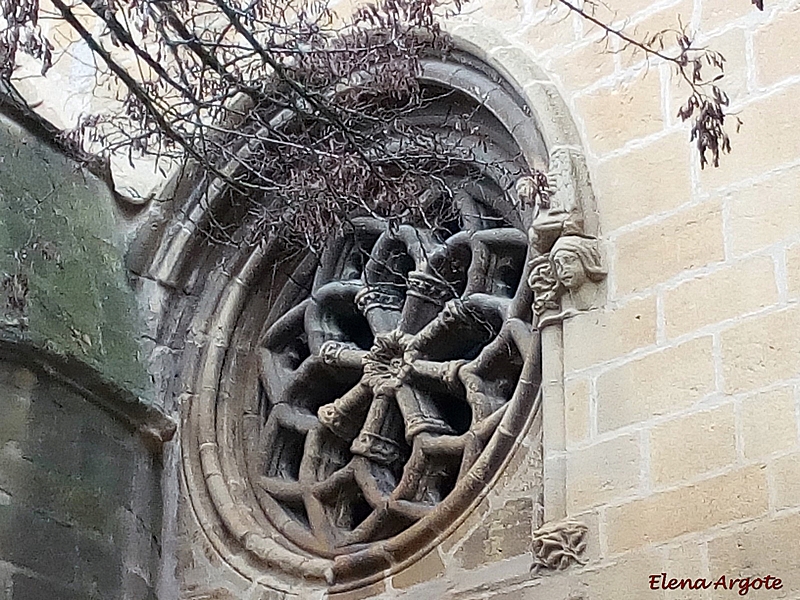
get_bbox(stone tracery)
[254,214,538,551]
[171,50,606,589]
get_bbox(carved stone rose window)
[173,50,603,591]
[254,215,536,553]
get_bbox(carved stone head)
[515,175,536,205]
[549,235,606,291]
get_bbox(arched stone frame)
[133,24,601,596]
[442,21,603,528]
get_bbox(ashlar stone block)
[574,67,663,155]
[593,132,693,232]
[728,165,800,255]
[755,8,800,87]
[707,512,800,598]
[700,0,753,31]
[596,337,715,433]
[649,404,736,487]
[700,86,800,191]
[566,433,642,511]
[565,377,590,445]
[606,465,768,553]
[563,295,657,373]
[664,254,779,338]
[740,386,797,460]
[770,452,800,511]
[721,305,800,394]
[613,200,725,295]
[454,498,535,570]
[552,40,617,92]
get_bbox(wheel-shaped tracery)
[178,51,554,589]
[251,200,540,554]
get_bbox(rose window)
[250,209,540,553]
[178,54,555,587]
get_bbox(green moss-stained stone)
[0,114,153,408]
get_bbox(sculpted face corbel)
[549,235,606,313]
[518,163,607,324]
[528,234,606,324]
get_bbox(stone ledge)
[0,339,175,447]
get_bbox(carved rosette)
[530,519,589,573]
[250,218,539,564]
[173,52,600,593]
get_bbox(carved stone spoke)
[252,204,538,553]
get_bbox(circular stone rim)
[172,44,571,592]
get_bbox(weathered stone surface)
[720,306,800,394]
[0,113,172,441]
[786,241,800,299]
[613,200,725,295]
[699,0,752,30]
[740,387,797,460]
[564,377,590,445]
[440,499,491,555]
[563,295,657,373]
[700,85,800,191]
[593,132,693,232]
[10,572,86,600]
[649,404,737,486]
[573,68,663,155]
[565,549,666,600]
[454,498,534,570]
[663,542,710,600]
[391,550,446,590]
[727,165,800,256]
[664,254,778,337]
[0,360,161,600]
[566,433,641,511]
[754,8,800,86]
[707,512,800,598]
[596,337,715,433]
[328,581,387,600]
[770,452,800,511]
[518,6,578,57]
[606,465,769,553]
[553,41,616,92]
[619,0,693,68]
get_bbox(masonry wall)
[325,0,800,597]
[0,359,162,600]
[10,0,800,597]
[0,106,171,599]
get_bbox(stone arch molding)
[136,27,604,595]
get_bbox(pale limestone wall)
[373,0,800,598]
[331,0,800,598]
[163,0,800,596]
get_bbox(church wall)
[5,0,800,597]
[170,0,800,597]
[326,0,800,597]
[0,115,172,598]
[0,360,162,600]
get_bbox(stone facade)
[0,361,162,600]
[4,0,800,598]
[0,114,172,599]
